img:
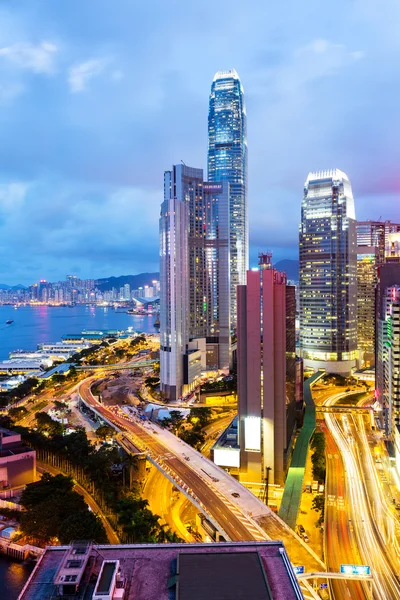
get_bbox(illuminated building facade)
[159,190,189,402]
[160,165,231,400]
[356,220,400,265]
[299,170,357,374]
[208,69,248,328]
[376,264,400,435]
[237,254,296,485]
[357,247,379,366]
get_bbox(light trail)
[324,400,400,599]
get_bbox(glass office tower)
[208,69,248,328]
[299,170,357,374]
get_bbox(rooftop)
[213,68,240,81]
[19,541,303,600]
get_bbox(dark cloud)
[0,0,399,284]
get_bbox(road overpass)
[75,359,156,371]
[79,379,325,572]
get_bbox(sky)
[0,0,400,285]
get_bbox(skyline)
[1,1,400,284]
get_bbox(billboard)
[293,566,304,575]
[340,565,371,576]
[244,416,261,451]
[213,448,240,468]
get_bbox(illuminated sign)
[320,583,328,589]
[293,566,304,575]
[340,565,371,576]
[244,416,261,452]
[213,448,240,468]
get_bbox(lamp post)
[266,466,272,506]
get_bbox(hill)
[95,272,160,292]
[274,259,299,281]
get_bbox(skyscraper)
[299,170,357,374]
[159,191,189,402]
[237,254,295,485]
[160,165,231,400]
[356,220,400,265]
[208,69,248,328]
[357,247,379,366]
[376,264,400,435]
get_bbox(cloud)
[68,58,109,92]
[0,41,57,74]
[274,38,365,93]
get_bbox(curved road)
[79,379,259,542]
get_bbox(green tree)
[35,412,63,436]
[8,406,28,420]
[95,425,115,440]
[59,511,108,544]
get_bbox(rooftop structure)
[19,541,303,600]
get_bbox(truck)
[305,481,311,493]
[312,481,319,493]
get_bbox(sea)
[0,304,157,596]
[0,304,157,361]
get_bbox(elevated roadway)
[79,379,325,571]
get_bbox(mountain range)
[0,262,299,291]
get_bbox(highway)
[79,379,263,542]
[79,378,325,571]
[324,392,400,599]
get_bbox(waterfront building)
[124,283,131,301]
[357,246,379,366]
[160,164,231,400]
[20,540,302,600]
[376,263,400,435]
[299,170,357,375]
[208,69,248,328]
[0,428,36,488]
[237,254,296,485]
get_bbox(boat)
[6,320,14,325]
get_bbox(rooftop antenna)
[181,160,186,166]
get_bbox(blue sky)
[0,0,399,284]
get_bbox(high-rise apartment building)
[160,165,231,400]
[299,170,357,374]
[208,69,248,328]
[237,255,296,485]
[376,264,400,435]
[357,247,379,366]
[159,194,189,401]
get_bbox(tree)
[20,473,74,509]
[95,425,115,440]
[189,407,212,428]
[35,412,63,436]
[59,511,108,544]
[8,406,28,420]
[53,400,67,413]
[179,428,205,450]
[312,494,325,527]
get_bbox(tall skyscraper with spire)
[208,69,248,328]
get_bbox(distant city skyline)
[1,1,400,284]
